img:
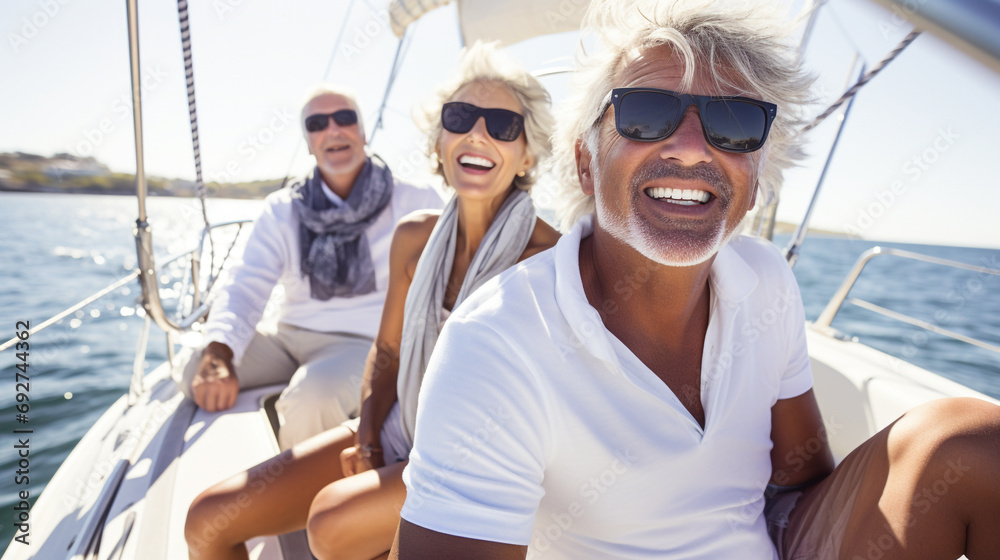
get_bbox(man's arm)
[389,519,527,560]
[770,388,835,487]
[194,199,287,410]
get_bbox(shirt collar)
[320,178,344,207]
[709,236,758,304]
[554,214,759,362]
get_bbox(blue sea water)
[1,192,999,552]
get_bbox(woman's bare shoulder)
[391,210,442,279]
[518,217,561,262]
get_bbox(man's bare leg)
[784,397,1000,559]
[185,426,355,560]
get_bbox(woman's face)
[436,80,534,201]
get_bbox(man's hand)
[190,341,240,412]
[340,443,384,476]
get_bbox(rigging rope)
[281,0,360,188]
[801,30,921,134]
[177,0,215,271]
[369,29,413,144]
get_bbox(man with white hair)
[390,2,1000,559]
[180,86,441,450]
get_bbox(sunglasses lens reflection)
[442,103,475,134]
[332,110,358,126]
[619,91,682,141]
[304,110,358,133]
[486,113,523,141]
[614,89,771,152]
[441,102,524,142]
[704,101,766,152]
[305,115,327,132]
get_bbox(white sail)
[389,0,587,45]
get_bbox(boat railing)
[814,247,1000,355]
[0,218,253,354]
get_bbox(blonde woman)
[185,41,558,560]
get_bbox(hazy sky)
[2,0,998,248]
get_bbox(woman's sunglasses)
[599,87,777,153]
[304,109,358,133]
[441,102,525,142]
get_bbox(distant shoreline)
[0,183,281,199]
[0,151,285,199]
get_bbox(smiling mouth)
[645,187,713,206]
[326,145,350,153]
[458,154,496,172]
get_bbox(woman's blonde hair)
[417,41,555,191]
[553,0,815,229]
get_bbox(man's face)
[304,93,367,182]
[581,45,761,267]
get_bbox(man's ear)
[576,138,595,196]
[748,180,759,212]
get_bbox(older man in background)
[179,86,441,450]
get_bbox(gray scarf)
[292,156,394,300]
[396,188,536,451]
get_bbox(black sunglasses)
[304,109,358,133]
[441,102,525,142]
[598,87,777,153]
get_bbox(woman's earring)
[517,170,526,177]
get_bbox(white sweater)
[204,178,443,364]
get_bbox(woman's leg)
[782,397,1000,560]
[307,460,409,560]
[185,425,356,560]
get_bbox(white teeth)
[645,187,711,203]
[459,155,495,168]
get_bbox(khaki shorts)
[766,442,875,560]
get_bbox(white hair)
[553,0,815,230]
[416,41,554,191]
[299,84,366,140]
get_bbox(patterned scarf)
[292,156,394,300]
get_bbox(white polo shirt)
[400,215,812,559]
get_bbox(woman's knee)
[185,485,247,554]
[306,485,355,560]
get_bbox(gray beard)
[596,160,738,267]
